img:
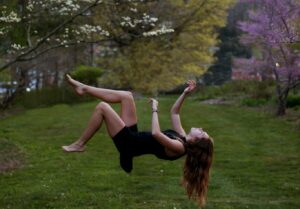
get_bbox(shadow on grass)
[0,138,25,173]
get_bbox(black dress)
[112,124,186,173]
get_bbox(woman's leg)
[62,102,126,152]
[66,74,137,127]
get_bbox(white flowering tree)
[0,0,174,108]
[0,0,173,71]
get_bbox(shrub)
[287,94,300,108]
[198,80,275,101]
[71,65,102,86]
[14,86,94,109]
[222,80,274,99]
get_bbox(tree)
[97,0,234,93]
[0,0,174,71]
[203,1,252,85]
[0,0,175,109]
[237,0,300,115]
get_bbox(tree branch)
[289,78,300,89]
[17,39,115,62]
[26,24,32,48]
[0,0,102,72]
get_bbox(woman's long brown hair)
[182,137,214,208]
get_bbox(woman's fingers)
[148,98,155,102]
[186,80,196,90]
[148,98,158,104]
[148,98,158,111]
[187,80,196,85]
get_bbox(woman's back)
[113,125,186,160]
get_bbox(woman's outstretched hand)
[183,80,197,94]
[149,98,158,112]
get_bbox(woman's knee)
[122,91,134,101]
[95,102,110,111]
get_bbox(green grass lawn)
[0,97,299,209]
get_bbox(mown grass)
[0,97,299,209]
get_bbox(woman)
[62,75,214,207]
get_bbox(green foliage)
[99,40,191,93]
[0,98,299,208]
[71,65,102,86]
[196,80,277,107]
[287,94,300,108]
[224,80,274,100]
[204,27,252,85]
[203,2,253,85]
[98,0,234,94]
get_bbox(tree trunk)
[0,68,27,110]
[277,97,286,116]
[54,62,59,87]
[73,44,78,66]
[35,70,40,89]
[90,42,95,66]
[276,89,289,116]
[42,71,49,88]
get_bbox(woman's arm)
[170,80,196,136]
[149,98,184,154]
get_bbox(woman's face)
[187,127,209,143]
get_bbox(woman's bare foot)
[62,142,86,152]
[65,74,85,96]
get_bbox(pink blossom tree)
[237,0,300,115]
